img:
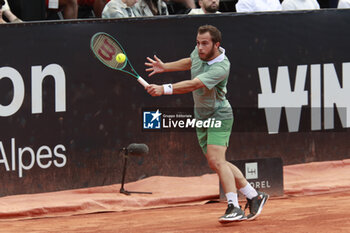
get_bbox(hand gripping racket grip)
[137,77,149,88]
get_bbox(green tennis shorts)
[196,118,234,154]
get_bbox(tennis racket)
[90,32,149,88]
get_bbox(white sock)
[239,183,258,200]
[225,192,239,208]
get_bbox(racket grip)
[137,77,149,88]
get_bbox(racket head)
[90,32,128,71]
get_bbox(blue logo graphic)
[143,109,162,129]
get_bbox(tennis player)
[145,25,268,222]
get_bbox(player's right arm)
[145,55,191,77]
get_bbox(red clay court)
[1,159,350,232]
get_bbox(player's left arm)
[146,78,204,96]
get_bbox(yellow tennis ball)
[116,53,126,63]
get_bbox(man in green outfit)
[145,25,269,223]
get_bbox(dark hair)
[0,0,5,7]
[197,25,222,44]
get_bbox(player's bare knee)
[207,158,218,172]
[207,159,225,173]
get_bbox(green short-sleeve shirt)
[190,47,233,120]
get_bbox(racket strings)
[92,35,126,69]
[91,32,141,79]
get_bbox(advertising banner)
[1,10,350,196]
